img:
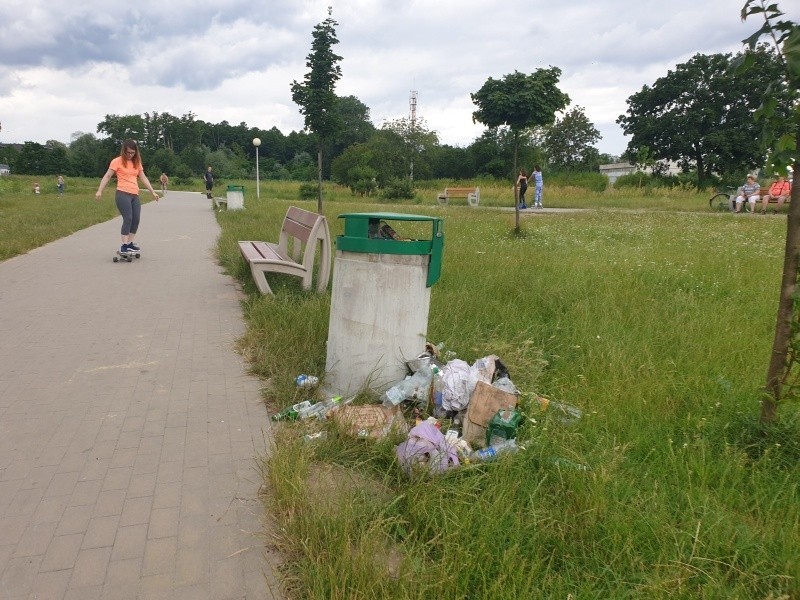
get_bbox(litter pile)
[273,344,586,476]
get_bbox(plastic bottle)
[272,400,314,421]
[469,438,518,462]
[381,369,432,408]
[431,365,444,417]
[301,396,343,420]
[295,374,319,388]
[536,396,583,424]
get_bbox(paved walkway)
[0,192,283,600]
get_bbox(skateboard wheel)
[113,256,119,263]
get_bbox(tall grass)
[214,194,799,599]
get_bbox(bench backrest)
[279,207,331,269]
[445,187,478,196]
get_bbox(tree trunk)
[762,137,800,424]
[317,145,323,214]
[513,132,520,232]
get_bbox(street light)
[252,137,261,200]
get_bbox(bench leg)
[250,266,274,295]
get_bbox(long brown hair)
[119,139,140,168]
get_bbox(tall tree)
[617,48,791,186]
[544,106,601,172]
[471,68,569,230]
[738,1,800,424]
[290,6,343,213]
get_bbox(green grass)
[3,175,797,598]
[212,189,799,599]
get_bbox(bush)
[298,182,318,200]
[380,177,415,200]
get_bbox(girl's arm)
[139,172,161,201]
[95,168,114,200]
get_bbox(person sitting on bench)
[761,175,791,214]
[734,175,760,213]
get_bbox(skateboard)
[113,250,141,263]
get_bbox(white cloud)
[1,0,798,156]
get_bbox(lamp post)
[252,137,261,200]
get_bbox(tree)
[617,48,792,186]
[381,116,439,181]
[544,106,601,172]
[738,1,800,423]
[290,6,343,213]
[471,68,569,230]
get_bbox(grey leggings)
[115,191,141,236]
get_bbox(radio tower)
[409,90,417,182]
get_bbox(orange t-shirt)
[769,181,791,197]
[108,156,143,195]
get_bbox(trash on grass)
[332,404,408,439]
[395,421,459,476]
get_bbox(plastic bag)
[395,421,459,476]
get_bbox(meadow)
[2,175,798,598]
[212,185,799,599]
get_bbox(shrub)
[380,177,415,200]
[298,182,318,200]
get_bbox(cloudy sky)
[1,0,797,157]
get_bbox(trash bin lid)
[336,212,444,287]
[226,185,245,192]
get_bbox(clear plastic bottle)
[469,438,518,462]
[431,365,444,417]
[381,369,432,408]
[300,396,342,420]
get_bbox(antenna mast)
[409,90,417,182]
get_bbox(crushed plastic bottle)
[381,369,432,408]
[295,374,319,388]
[469,438,518,462]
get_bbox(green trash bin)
[226,185,244,210]
[324,213,444,397]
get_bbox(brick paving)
[0,192,283,599]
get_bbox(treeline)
[0,98,613,189]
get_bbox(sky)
[1,0,798,158]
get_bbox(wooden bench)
[238,206,331,295]
[708,186,791,212]
[436,186,480,207]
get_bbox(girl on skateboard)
[95,140,160,255]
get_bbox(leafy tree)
[96,114,146,145]
[738,1,800,423]
[544,106,601,172]
[331,143,377,195]
[381,116,439,181]
[290,6,343,213]
[329,95,376,158]
[471,68,569,230]
[617,48,792,186]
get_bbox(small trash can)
[324,213,444,397]
[226,185,244,210]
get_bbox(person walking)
[204,166,214,199]
[159,172,169,194]
[95,139,160,255]
[531,165,544,208]
[516,168,528,209]
[57,175,65,196]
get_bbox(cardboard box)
[462,380,518,444]
[331,405,408,439]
